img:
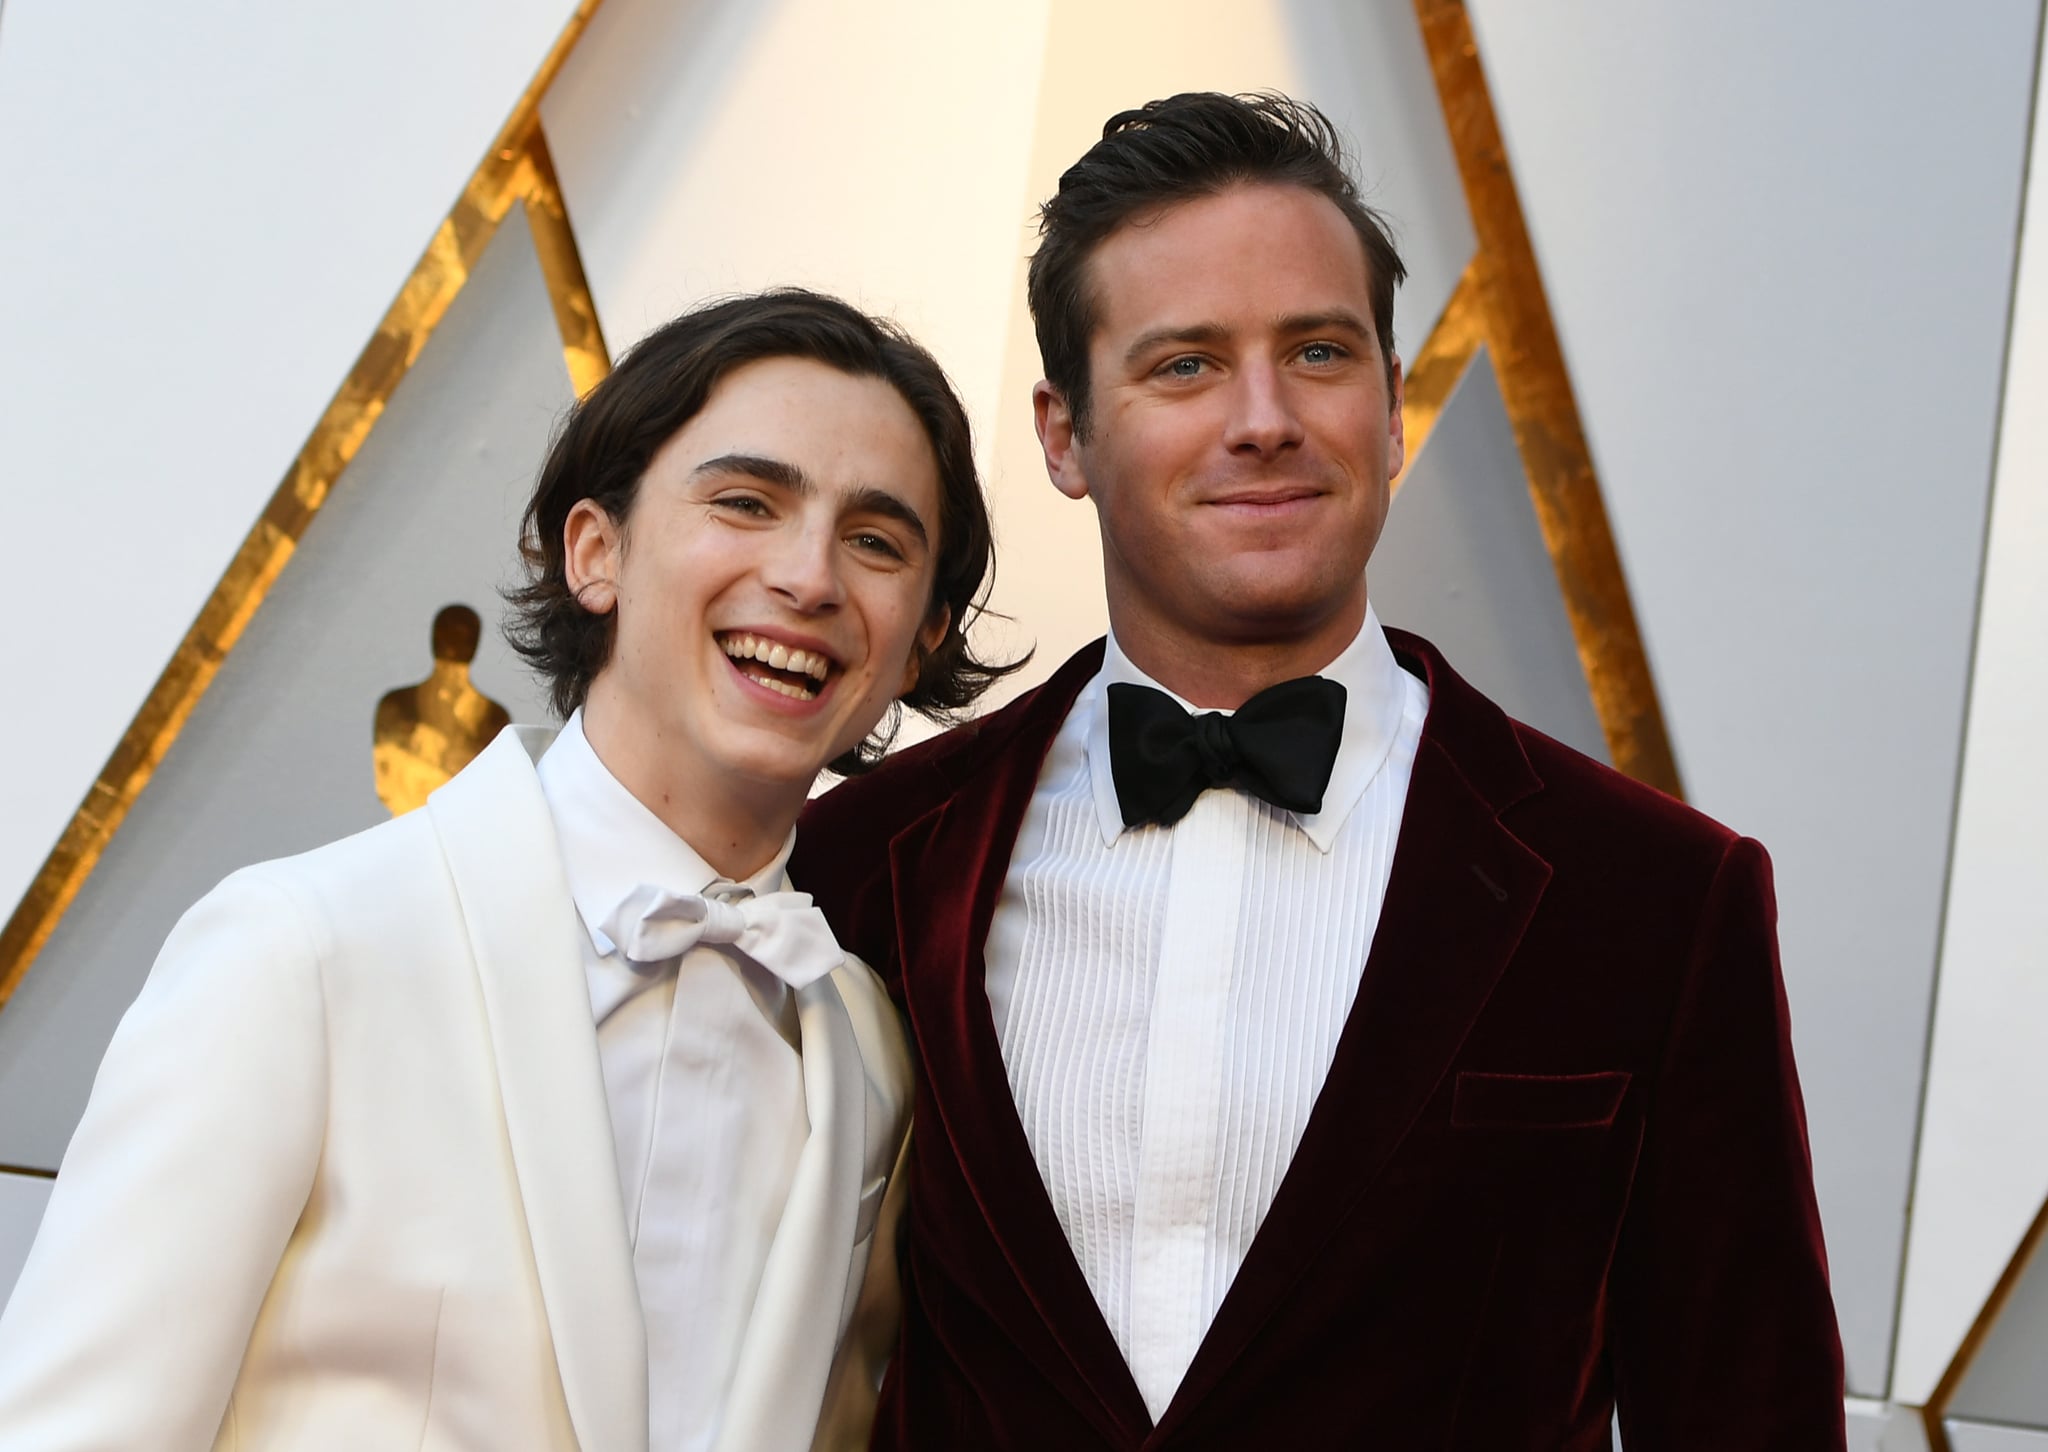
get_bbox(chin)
[1186,588,1355,643]
[707,737,831,795]
[1205,564,1355,613]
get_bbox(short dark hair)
[1027,91,1407,438]
[505,288,1019,774]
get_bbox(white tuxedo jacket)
[0,727,912,1452]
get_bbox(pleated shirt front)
[983,607,1429,1421]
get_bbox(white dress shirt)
[984,606,1429,1421]
[536,712,810,1452]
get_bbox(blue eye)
[1301,342,1344,364]
[1165,356,1205,378]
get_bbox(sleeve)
[810,1128,912,1452]
[794,789,908,996]
[1608,835,1847,1450]
[0,867,330,1452]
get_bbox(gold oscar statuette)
[373,604,512,816]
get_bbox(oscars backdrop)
[1,3,2044,1446]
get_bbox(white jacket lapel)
[428,726,648,1452]
[714,968,868,1452]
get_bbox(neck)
[1109,593,1369,710]
[577,701,799,882]
[421,660,469,711]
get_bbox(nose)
[1223,358,1305,458]
[762,517,846,615]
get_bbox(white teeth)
[719,633,831,682]
[738,668,813,700]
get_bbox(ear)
[1384,352,1407,485]
[1033,380,1092,502]
[563,498,623,615]
[900,603,952,697]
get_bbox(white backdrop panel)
[1949,1222,2048,1429]
[1371,350,1608,762]
[1464,0,2042,1393]
[1948,1425,2048,1452]
[0,1173,53,1312]
[1895,7,2048,1400]
[539,0,1052,471]
[0,209,568,1171]
[0,0,580,923]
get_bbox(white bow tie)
[598,884,842,990]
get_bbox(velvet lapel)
[889,642,1154,1444]
[715,971,866,1452]
[428,726,647,1452]
[1150,634,1553,1442]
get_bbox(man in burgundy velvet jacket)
[794,92,1845,1450]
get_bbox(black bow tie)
[1106,676,1347,829]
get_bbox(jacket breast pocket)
[1451,1070,1631,1131]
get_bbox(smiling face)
[1034,181,1404,699]
[568,355,948,823]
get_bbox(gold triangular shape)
[0,0,1676,1025]
[0,5,612,1013]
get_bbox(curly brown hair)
[504,288,1021,774]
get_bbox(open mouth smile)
[718,631,835,701]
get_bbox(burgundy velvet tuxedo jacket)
[792,630,1845,1451]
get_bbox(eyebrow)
[1123,323,1229,368]
[1275,309,1375,341]
[693,452,932,548]
[1121,310,1377,368]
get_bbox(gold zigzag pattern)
[1,13,1713,1353]
[0,0,611,1014]
[52,0,2046,1429]
[1921,1193,2048,1449]
[1412,0,1681,795]
[0,0,1688,1116]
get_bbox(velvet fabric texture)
[793,632,1846,1450]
